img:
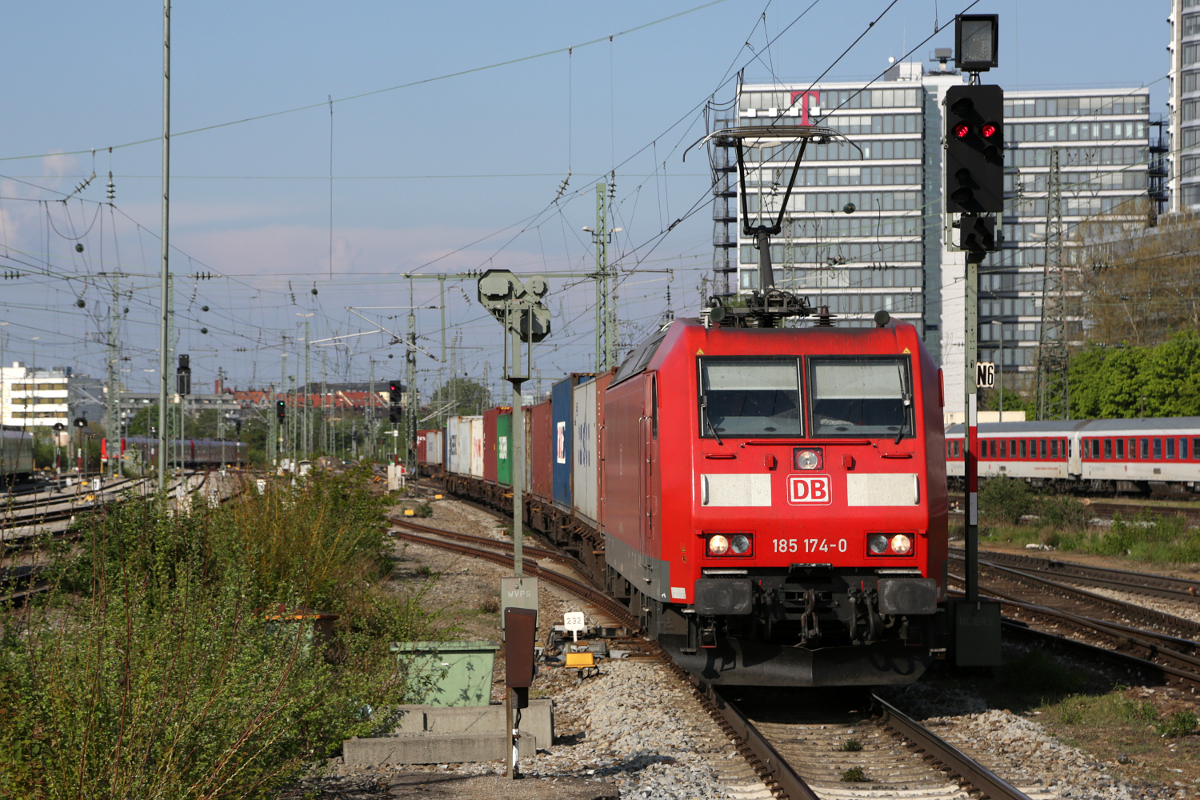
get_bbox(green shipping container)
[497,411,512,486]
[392,640,500,707]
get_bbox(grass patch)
[413,502,434,518]
[840,767,868,782]
[838,738,863,752]
[1056,690,1159,727]
[1059,511,1200,563]
[0,467,438,799]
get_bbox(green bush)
[1155,710,1198,738]
[979,476,1034,525]
[0,467,436,800]
[1034,495,1092,533]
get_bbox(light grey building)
[715,64,1152,418]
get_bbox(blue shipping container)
[551,373,594,511]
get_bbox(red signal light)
[953,122,971,139]
[980,122,998,139]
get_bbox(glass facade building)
[714,67,1152,415]
[1171,0,1200,210]
[980,89,1151,371]
[718,65,935,336]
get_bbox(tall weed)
[0,468,434,799]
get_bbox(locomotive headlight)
[889,534,913,555]
[708,535,730,556]
[868,534,889,555]
[730,534,751,555]
[794,448,823,470]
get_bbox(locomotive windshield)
[808,356,913,438]
[698,357,802,437]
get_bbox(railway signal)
[945,85,1004,213]
[176,354,191,396]
[388,380,403,424]
[275,399,286,420]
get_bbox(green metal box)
[393,640,500,707]
[953,600,1002,667]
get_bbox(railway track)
[952,547,1200,606]
[948,572,1200,693]
[388,510,1032,799]
[949,494,1200,525]
[950,552,1200,641]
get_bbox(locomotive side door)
[640,375,657,578]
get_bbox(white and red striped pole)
[964,247,980,602]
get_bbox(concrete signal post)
[477,269,551,780]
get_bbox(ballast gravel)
[885,680,1197,799]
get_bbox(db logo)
[787,475,832,505]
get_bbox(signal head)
[953,122,971,139]
[981,122,998,140]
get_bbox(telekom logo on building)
[789,90,821,126]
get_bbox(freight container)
[426,429,443,466]
[530,401,552,502]
[592,370,615,527]
[524,406,533,497]
[483,408,500,484]
[497,409,513,487]
[572,380,600,527]
[415,430,430,464]
[447,416,479,476]
[469,416,485,478]
[552,374,594,512]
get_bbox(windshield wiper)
[895,363,912,445]
[701,398,724,446]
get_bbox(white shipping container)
[469,417,485,478]
[447,416,479,477]
[427,430,443,466]
[572,380,599,526]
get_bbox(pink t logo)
[790,90,821,126]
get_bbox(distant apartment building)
[1170,0,1200,211]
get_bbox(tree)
[429,378,491,417]
[1069,331,1200,418]
[1075,199,1200,347]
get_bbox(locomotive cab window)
[807,356,913,438]
[698,357,802,438]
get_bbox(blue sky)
[0,1,1169,401]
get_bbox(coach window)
[1129,438,1137,458]
[1194,437,1200,459]
[1040,439,1047,458]
[1092,439,1101,459]
[1153,438,1162,459]
[999,439,1007,458]
[1167,438,1175,459]
[1141,438,1150,459]
[699,357,802,438]
[1010,439,1017,457]
[807,356,913,438]
[1019,440,1027,458]
[1116,438,1125,458]
[1182,438,1190,460]
[989,440,997,458]
[1104,439,1112,459]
